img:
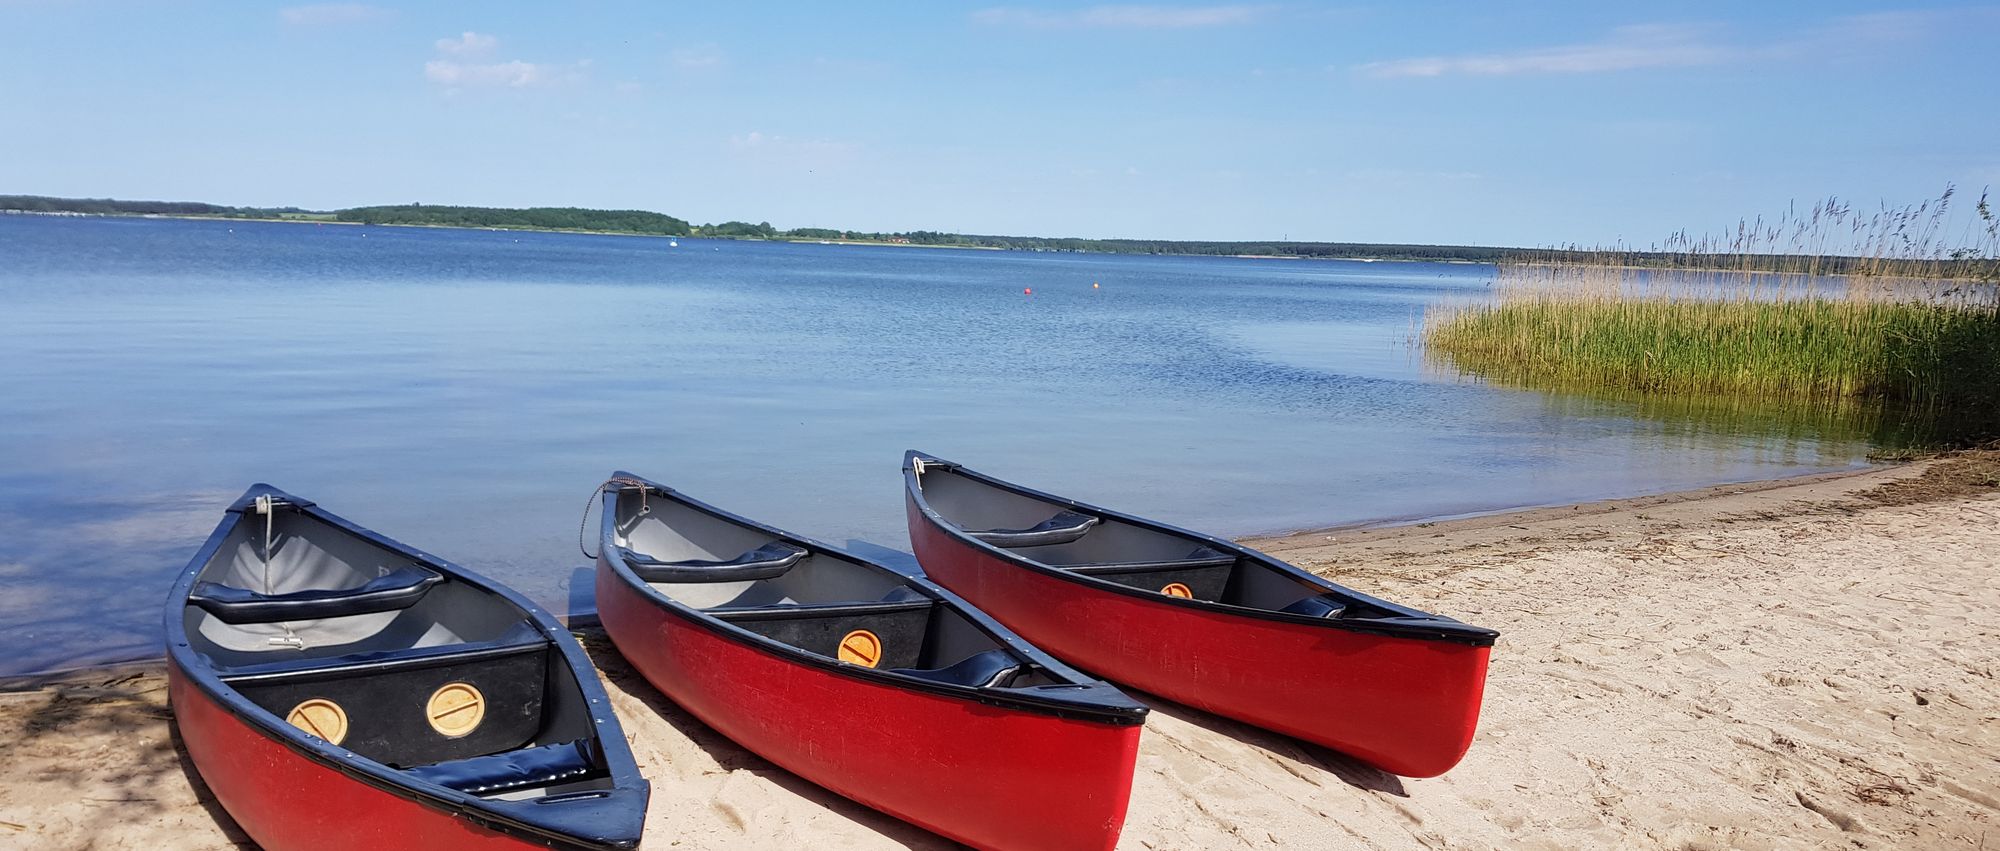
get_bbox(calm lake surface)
[0,216,1870,675]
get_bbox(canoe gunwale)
[903,451,1499,648]
[164,484,649,851]
[596,471,1148,726]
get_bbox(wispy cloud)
[1358,10,1990,79]
[729,130,861,171]
[1360,24,1733,78]
[279,3,389,27]
[424,33,579,91]
[1346,167,1483,182]
[731,130,852,153]
[973,4,1271,29]
[425,59,548,88]
[670,44,725,69]
[435,31,500,57]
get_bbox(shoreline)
[1251,462,1891,542]
[0,464,1892,688]
[4,452,1994,847]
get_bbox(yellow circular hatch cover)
[286,698,349,745]
[1161,582,1194,599]
[837,629,883,668]
[427,682,486,738]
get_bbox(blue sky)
[2,2,1995,246]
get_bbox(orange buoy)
[1092,282,1100,289]
[1023,287,1032,295]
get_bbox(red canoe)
[903,452,1499,778]
[166,485,649,850]
[592,472,1147,851]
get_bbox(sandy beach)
[3,454,1995,850]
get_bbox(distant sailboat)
[669,240,679,247]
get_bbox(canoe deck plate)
[426,682,486,738]
[285,698,349,745]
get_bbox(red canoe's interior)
[606,483,1102,692]
[911,462,1395,620]
[177,503,625,804]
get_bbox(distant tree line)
[336,204,692,236]
[0,194,1507,259]
[0,194,311,218]
[0,194,1516,260]
[773,227,1511,261]
[695,221,778,238]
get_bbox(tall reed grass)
[1425,188,2000,425]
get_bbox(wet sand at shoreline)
[3,455,1995,849]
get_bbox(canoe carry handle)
[190,565,445,624]
[967,510,1101,548]
[621,541,809,582]
[578,475,655,560]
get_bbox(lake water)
[0,216,1870,676]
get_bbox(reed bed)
[1426,188,2000,422]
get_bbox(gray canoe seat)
[621,541,808,583]
[966,510,1101,548]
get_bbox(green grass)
[1424,187,2000,436]
[1427,294,2000,408]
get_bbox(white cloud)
[1360,24,1733,78]
[425,59,547,88]
[1357,10,1994,79]
[728,130,860,170]
[671,44,725,69]
[279,3,388,26]
[973,4,1271,29]
[424,32,584,91]
[1346,167,1483,182]
[436,31,500,57]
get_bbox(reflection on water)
[0,216,1879,676]
[1539,389,1877,451]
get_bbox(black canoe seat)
[213,621,546,679]
[622,541,808,583]
[1067,547,1237,573]
[875,586,929,604]
[191,565,444,624]
[408,739,602,795]
[715,591,938,670]
[889,649,1025,689]
[709,584,930,612]
[966,511,1101,548]
[1279,594,1348,619]
[1068,546,1237,601]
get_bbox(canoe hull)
[907,495,1490,778]
[595,560,1141,851]
[168,659,555,851]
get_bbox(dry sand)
[3,455,1996,850]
